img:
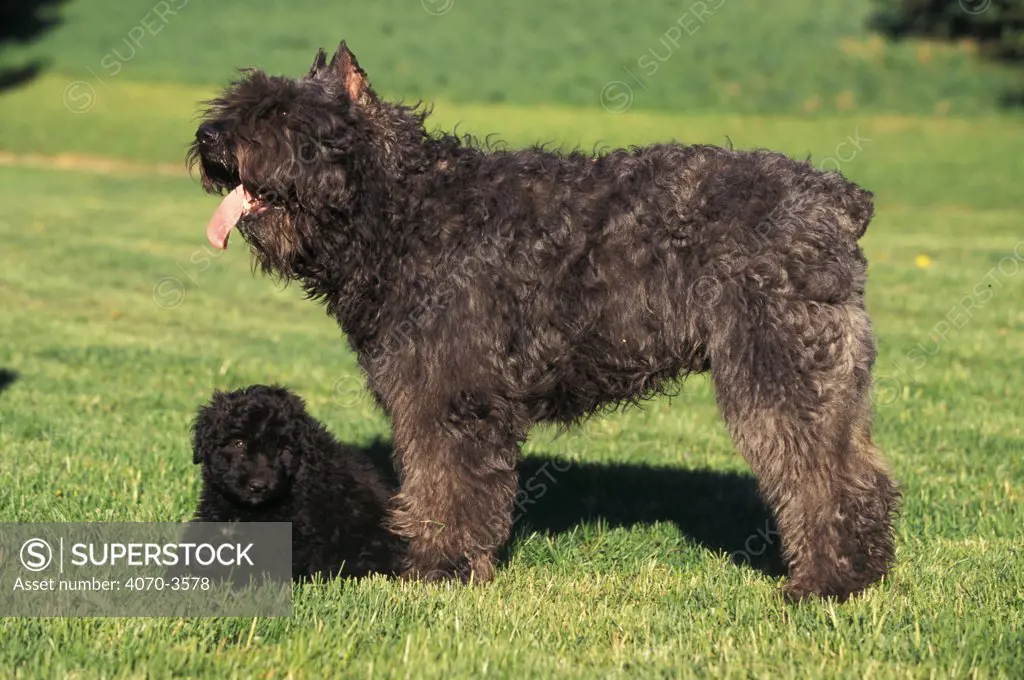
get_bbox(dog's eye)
[232,440,245,450]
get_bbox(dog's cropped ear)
[327,40,372,103]
[307,48,328,80]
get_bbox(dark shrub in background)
[871,0,1024,62]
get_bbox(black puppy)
[191,384,401,580]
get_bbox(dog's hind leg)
[389,390,525,583]
[706,291,899,601]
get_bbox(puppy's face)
[192,386,311,506]
[187,40,375,278]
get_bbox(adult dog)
[189,41,898,601]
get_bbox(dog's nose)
[196,123,221,145]
[247,479,268,492]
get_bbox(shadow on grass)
[0,1,68,92]
[0,369,17,397]
[359,439,783,579]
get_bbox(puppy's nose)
[247,479,268,492]
[196,123,221,145]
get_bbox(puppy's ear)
[190,416,206,465]
[281,446,301,476]
[277,385,308,415]
[191,391,225,465]
[281,409,325,477]
[327,40,373,103]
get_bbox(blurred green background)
[3,0,1022,114]
[2,0,1023,160]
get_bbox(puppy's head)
[191,385,314,506]
[188,40,378,278]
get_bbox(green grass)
[2,0,1022,116]
[0,104,1023,676]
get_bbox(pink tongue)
[205,185,249,249]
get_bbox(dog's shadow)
[359,439,784,578]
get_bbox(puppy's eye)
[232,440,245,450]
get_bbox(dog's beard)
[194,145,307,279]
[210,470,290,508]
[223,484,282,508]
[239,208,302,279]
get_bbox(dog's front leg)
[389,390,524,583]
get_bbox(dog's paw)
[400,554,493,585]
[400,567,464,584]
[783,578,858,603]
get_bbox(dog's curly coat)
[189,41,899,601]
[192,384,400,580]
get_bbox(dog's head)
[188,41,381,278]
[191,385,315,506]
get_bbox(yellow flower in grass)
[915,254,933,269]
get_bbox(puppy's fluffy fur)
[191,384,401,580]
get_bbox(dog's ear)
[282,416,322,476]
[191,391,226,465]
[327,40,372,103]
[307,48,328,80]
[191,414,206,465]
[281,445,301,476]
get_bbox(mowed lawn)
[0,93,1023,677]
[4,0,1019,116]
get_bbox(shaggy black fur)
[191,384,401,580]
[189,42,899,601]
